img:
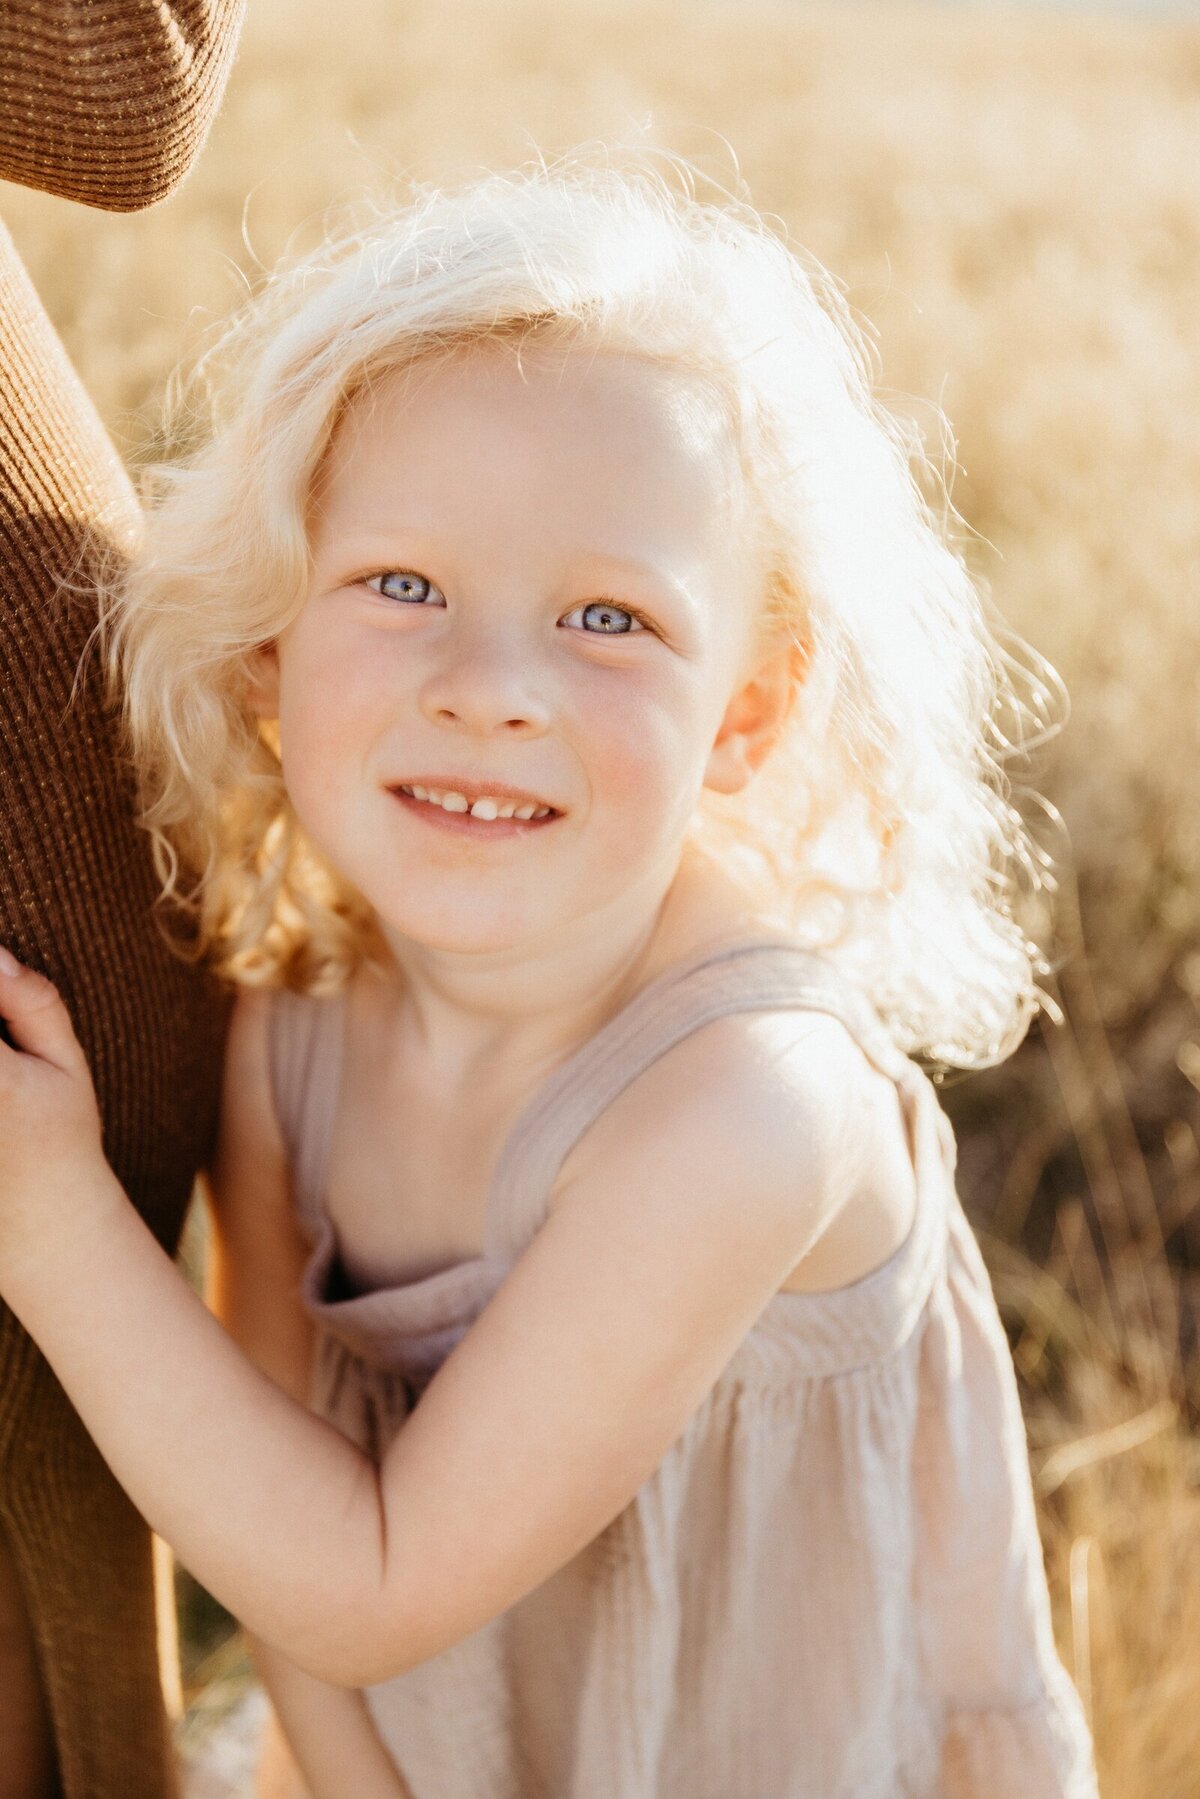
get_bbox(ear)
[703,638,806,796]
[243,642,280,720]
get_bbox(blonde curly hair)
[95,149,1064,1071]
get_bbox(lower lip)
[387,789,562,839]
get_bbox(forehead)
[313,340,749,572]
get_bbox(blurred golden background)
[4,1,1198,1792]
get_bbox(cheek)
[275,641,373,822]
[584,675,714,831]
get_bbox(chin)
[373,896,549,957]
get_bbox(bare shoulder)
[553,1003,916,1290]
[557,1008,876,1229]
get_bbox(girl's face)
[254,341,789,962]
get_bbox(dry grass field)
[4,1,1198,1792]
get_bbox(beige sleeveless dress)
[268,940,1098,1799]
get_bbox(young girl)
[0,156,1097,1798]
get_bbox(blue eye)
[561,601,645,635]
[366,571,444,606]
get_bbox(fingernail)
[0,947,21,978]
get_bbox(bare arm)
[0,956,838,1688]
[0,0,246,209]
[203,989,410,1799]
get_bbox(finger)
[0,949,89,1076]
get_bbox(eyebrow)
[574,550,701,616]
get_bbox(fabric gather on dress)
[269,940,1099,1799]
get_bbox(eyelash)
[362,571,655,637]
[364,570,444,607]
[560,600,651,637]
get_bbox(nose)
[417,625,552,738]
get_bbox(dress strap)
[482,940,914,1260]
[266,986,348,1235]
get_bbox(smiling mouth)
[389,782,562,824]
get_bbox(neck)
[364,845,752,1088]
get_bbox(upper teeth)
[399,785,552,821]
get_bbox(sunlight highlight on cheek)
[588,694,710,839]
